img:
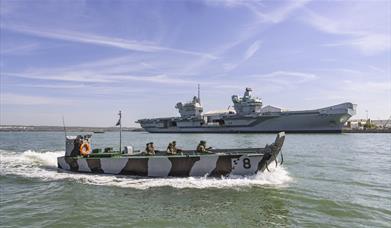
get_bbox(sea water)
[0,132,390,227]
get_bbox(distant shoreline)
[1,125,390,133]
[0,125,145,132]
[342,128,391,133]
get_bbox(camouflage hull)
[57,132,285,177]
[57,153,278,177]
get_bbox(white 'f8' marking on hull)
[148,157,172,177]
[57,157,70,170]
[230,155,263,176]
[100,158,129,174]
[77,159,91,172]
[190,155,219,176]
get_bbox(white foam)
[0,149,292,189]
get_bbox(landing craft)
[137,87,356,133]
[57,132,285,177]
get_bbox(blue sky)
[1,0,390,127]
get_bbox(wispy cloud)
[323,34,390,55]
[368,65,386,74]
[224,40,262,71]
[244,40,262,60]
[213,84,245,90]
[208,0,310,24]
[1,52,201,84]
[310,68,362,75]
[304,4,391,55]
[0,43,40,55]
[252,71,318,85]
[111,74,197,84]
[342,80,391,93]
[1,93,72,105]
[16,83,87,89]
[194,0,309,74]
[3,71,199,85]
[3,72,113,83]
[252,0,311,23]
[2,25,217,59]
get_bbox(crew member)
[172,141,182,154]
[166,142,174,155]
[145,142,155,155]
[196,140,212,153]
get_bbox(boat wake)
[0,149,292,189]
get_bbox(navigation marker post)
[116,111,122,153]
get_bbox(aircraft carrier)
[136,88,356,133]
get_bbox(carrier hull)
[139,103,356,133]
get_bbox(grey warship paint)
[136,88,356,133]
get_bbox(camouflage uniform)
[167,141,182,155]
[145,143,155,155]
[166,143,175,155]
[172,141,182,154]
[196,141,209,153]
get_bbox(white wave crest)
[0,150,292,189]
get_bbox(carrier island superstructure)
[136,88,356,133]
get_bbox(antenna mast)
[119,110,122,153]
[198,84,201,104]
[62,116,67,139]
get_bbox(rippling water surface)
[0,132,390,227]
